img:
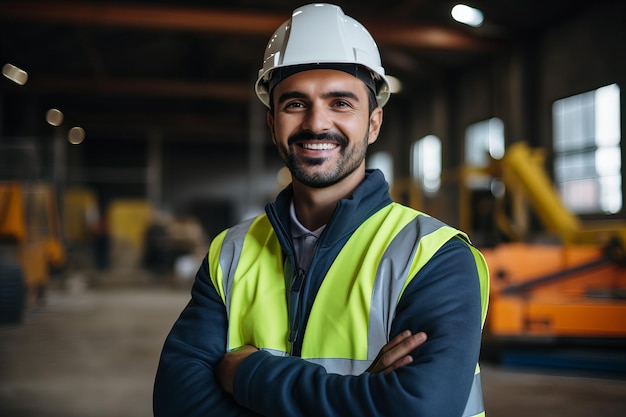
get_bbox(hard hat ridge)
[255,3,391,108]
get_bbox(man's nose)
[301,104,332,133]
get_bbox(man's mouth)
[288,131,348,150]
[300,142,338,150]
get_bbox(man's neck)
[291,169,365,231]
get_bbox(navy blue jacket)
[154,170,483,416]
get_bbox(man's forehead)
[273,69,368,96]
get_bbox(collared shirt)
[289,201,325,272]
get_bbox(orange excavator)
[0,181,65,323]
[470,142,626,340]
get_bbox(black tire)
[0,263,26,324]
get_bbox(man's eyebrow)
[323,91,360,102]
[276,90,361,105]
[277,91,308,104]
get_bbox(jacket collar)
[267,169,393,245]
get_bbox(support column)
[147,130,162,211]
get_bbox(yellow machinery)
[0,181,66,323]
[470,142,626,340]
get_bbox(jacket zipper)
[267,204,305,356]
[288,267,306,354]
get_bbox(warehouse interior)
[1,0,626,416]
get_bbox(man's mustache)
[288,131,348,147]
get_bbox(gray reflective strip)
[308,357,484,417]
[260,347,288,357]
[218,218,255,320]
[413,212,445,236]
[368,213,445,361]
[462,371,485,417]
[307,357,370,375]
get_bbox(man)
[154,4,489,417]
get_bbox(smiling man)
[269,68,383,231]
[154,4,489,417]
[274,71,374,184]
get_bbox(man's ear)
[267,111,276,144]
[367,107,383,145]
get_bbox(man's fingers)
[367,331,412,372]
[382,352,413,374]
[378,332,426,368]
[367,331,427,374]
[386,331,427,358]
[379,330,413,353]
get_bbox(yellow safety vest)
[209,202,489,417]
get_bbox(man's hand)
[366,330,427,374]
[216,345,258,394]
[216,331,424,392]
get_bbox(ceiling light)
[451,4,484,27]
[46,109,64,126]
[68,127,86,144]
[2,63,28,85]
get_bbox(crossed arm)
[216,330,428,394]
[154,238,482,417]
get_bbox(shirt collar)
[289,200,325,239]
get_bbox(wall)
[539,2,626,150]
[397,1,626,231]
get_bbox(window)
[552,84,621,214]
[412,135,441,195]
[465,118,505,167]
[367,151,394,186]
[464,117,505,189]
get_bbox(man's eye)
[285,102,305,109]
[333,100,352,108]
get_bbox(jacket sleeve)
[231,237,483,417]
[153,256,262,417]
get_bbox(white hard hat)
[255,3,391,108]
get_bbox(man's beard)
[279,130,369,188]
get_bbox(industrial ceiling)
[0,0,609,143]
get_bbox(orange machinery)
[471,142,626,340]
[0,181,66,323]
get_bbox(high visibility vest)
[209,202,489,417]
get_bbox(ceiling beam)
[0,1,500,52]
[0,1,283,35]
[68,112,252,140]
[7,77,251,101]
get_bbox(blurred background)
[1,1,625,416]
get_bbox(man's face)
[267,69,382,189]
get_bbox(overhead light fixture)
[451,4,484,27]
[68,127,86,144]
[46,109,64,126]
[2,63,28,85]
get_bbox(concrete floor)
[1,273,626,417]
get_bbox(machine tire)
[0,263,26,324]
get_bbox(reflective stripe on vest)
[208,203,489,416]
[209,216,289,352]
[463,364,485,417]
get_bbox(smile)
[300,142,338,150]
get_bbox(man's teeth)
[302,143,337,150]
